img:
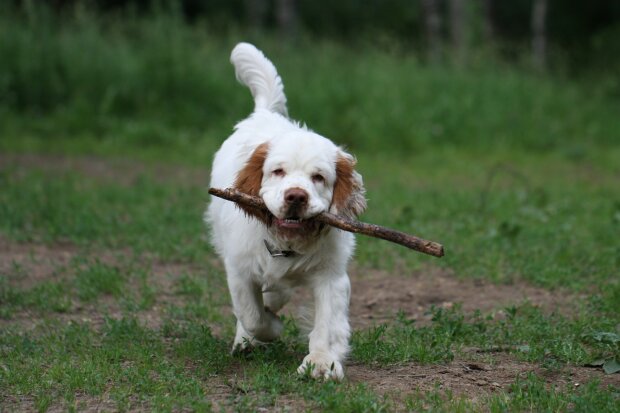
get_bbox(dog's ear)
[331,151,366,219]
[234,142,272,224]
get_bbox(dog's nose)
[284,188,308,205]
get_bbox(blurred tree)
[245,0,267,29]
[422,0,442,63]
[276,0,298,37]
[479,0,494,44]
[449,0,467,64]
[531,0,548,71]
[7,0,620,74]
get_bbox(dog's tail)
[230,43,288,117]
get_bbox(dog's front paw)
[232,321,255,354]
[297,352,344,381]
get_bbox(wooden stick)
[208,187,444,258]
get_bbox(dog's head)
[234,131,366,239]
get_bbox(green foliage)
[1,4,619,159]
[7,0,620,74]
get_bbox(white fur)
[230,42,288,116]
[206,43,364,381]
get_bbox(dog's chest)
[259,253,318,291]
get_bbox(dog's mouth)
[275,217,306,229]
[272,212,321,236]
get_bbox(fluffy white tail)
[230,43,288,117]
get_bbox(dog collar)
[264,240,297,258]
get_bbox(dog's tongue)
[275,218,305,229]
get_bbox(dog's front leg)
[298,273,351,381]
[226,264,284,352]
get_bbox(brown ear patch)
[332,154,367,218]
[234,142,272,224]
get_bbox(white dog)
[205,43,366,380]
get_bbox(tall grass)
[1,3,618,157]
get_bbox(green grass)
[0,318,229,411]
[404,376,620,412]
[355,149,620,303]
[1,310,618,411]
[1,4,619,411]
[351,305,620,367]
[0,168,211,262]
[1,4,619,160]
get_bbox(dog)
[205,43,366,380]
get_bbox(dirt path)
[347,264,577,328]
[0,153,207,187]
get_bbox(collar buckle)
[264,240,297,258]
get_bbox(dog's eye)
[272,168,285,177]
[312,174,325,184]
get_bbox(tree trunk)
[449,0,467,64]
[422,0,442,63]
[275,0,298,38]
[531,0,548,71]
[480,0,494,44]
[245,0,267,29]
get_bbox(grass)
[1,4,619,159]
[351,305,620,367]
[0,168,210,262]
[1,3,619,411]
[404,376,620,412]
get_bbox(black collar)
[264,240,298,258]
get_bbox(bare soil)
[347,264,578,328]
[347,353,620,409]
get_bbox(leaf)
[603,359,620,375]
[585,359,606,367]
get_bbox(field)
[1,8,620,412]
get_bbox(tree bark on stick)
[209,187,445,258]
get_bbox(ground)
[1,154,619,412]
